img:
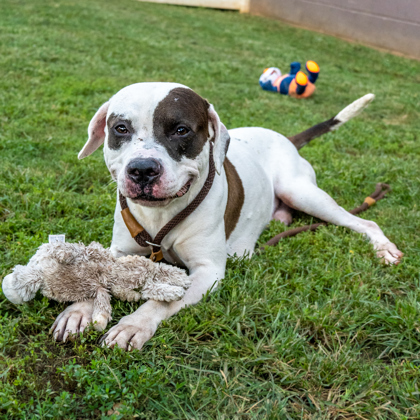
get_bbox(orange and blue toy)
[259,61,320,98]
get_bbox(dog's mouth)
[130,178,193,203]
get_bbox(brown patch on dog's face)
[106,113,135,150]
[152,87,210,161]
[223,158,245,239]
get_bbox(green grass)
[0,0,420,418]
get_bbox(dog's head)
[78,83,230,207]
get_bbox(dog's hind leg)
[275,170,403,264]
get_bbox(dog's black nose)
[126,158,162,184]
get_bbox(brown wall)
[249,0,420,59]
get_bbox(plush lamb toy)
[1,242,191,331]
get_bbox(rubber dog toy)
[259,61,320,98]
[2,241,191,331]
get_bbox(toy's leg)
[141,283,187,302]
[295,71,308,95]
[280,76,294,95]
[92,288,112,331]
[111,284,142,302]
[306,60,320,84]
[289,61,301,76]
[259,80,279,92]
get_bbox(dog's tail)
[288,93,375,150]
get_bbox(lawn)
[0,0,420,418]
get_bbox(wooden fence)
[138,0,249,12]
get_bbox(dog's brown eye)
[115,124,128,134]
[176,126,189,136]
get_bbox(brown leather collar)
[119,143,216,262]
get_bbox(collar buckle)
[150,248,164,262]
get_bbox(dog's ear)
[78,101,110,159]
[208,104,230,175]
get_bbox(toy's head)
[2,273,26,304]
[259,67,281,84]
[2,266,42,304]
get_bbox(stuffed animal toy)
[259,61,320,98]
[1,242,191,331]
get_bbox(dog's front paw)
[100,317,156,351]
[50,300,94,342]
[375,242,403,265]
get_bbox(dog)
[50,83,403,349]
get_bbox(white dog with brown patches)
[50,83,402,350]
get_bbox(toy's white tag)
[49,234,66,244]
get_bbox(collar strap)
[119,142,216,262]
